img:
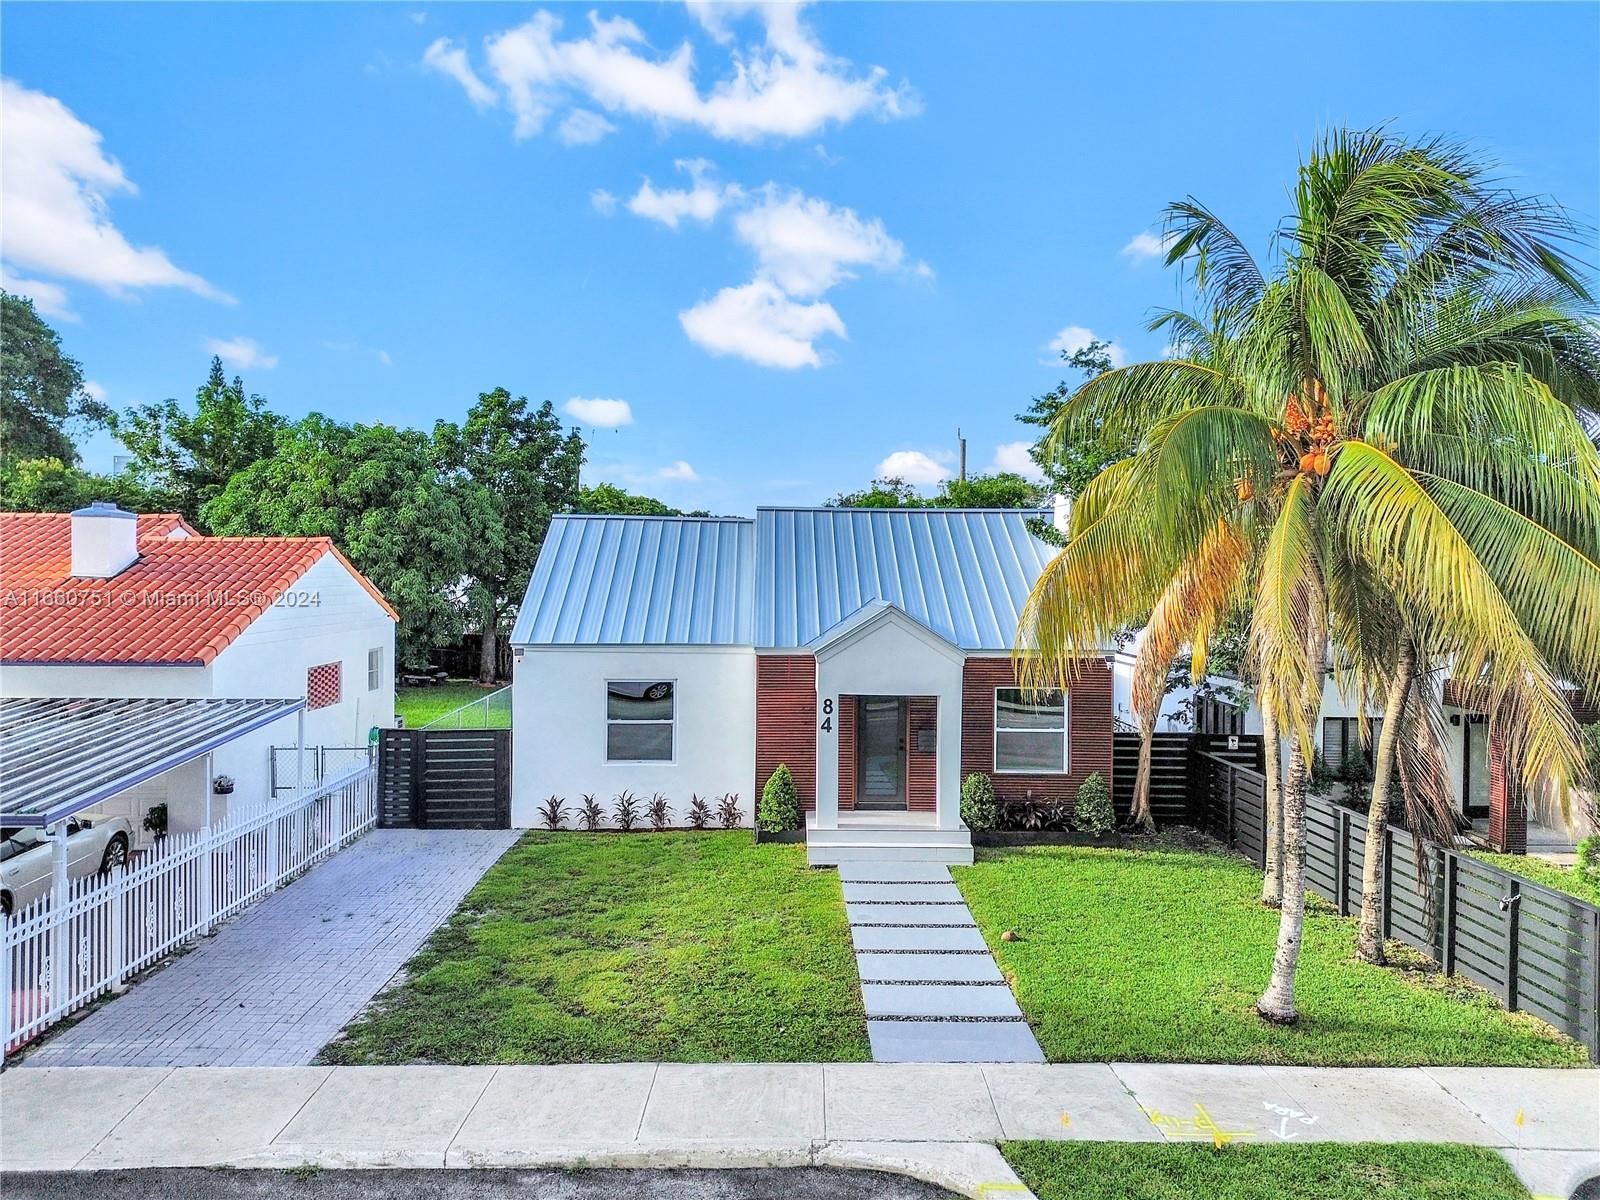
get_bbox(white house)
[510,507,1118,865]
[0,504,397,841]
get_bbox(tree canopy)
[829,472,1045,509]
[1,291,109,467]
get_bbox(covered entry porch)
[806,603,972,866]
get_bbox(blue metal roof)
[754,508,1055,650]
[510,515,756,645]
[512,507,1057,651]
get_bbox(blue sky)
[4,2,1596,515]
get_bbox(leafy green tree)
[1018,338,1124,512]
[1,292,109,466]
[0,457,172,514]
[205,415,477,666]
[829,477,926,507]
[829,473,1043,509]
[114,357,284,529]
[435,389,586,682]
[574,483,707,516]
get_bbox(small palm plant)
[612,790,640,831]
[687,794,711,830]
[647,793,673,831]
[538,794,569,831]
[578,793,604,832]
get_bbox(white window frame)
[605,679,677,765]
[367,647,383,692]
[993,686,1069,775]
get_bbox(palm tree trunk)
[1357,640,1416,964]
[1260,701,1285,907]
[1130,708,1158,832]
[1257,734,1309,1023]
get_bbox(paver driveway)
[20,829,519,1068]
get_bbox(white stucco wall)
[511,645,756,828]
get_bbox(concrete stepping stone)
[847,902,975,926]
[838,863,954,884]
[863,983,1023,1019]
[855,952,1004,984]
[842,882,964,903]
[867,1019,1045,1064]
[851,926,990,952]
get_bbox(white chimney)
[1051,492,1073,536]
[70,501,140,578]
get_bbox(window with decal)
[606,681,674,762]
[994,687,1068,773]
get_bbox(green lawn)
[1001,1142,1531,1200]
[320,832,869,1064]
[953,837,1586,1066]
[394,681,510,729]
[1468,851,1600,907]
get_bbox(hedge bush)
[758,764,801,833]
[1072,771,1114,836]
[960,773,998,831]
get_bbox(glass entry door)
[1463,716,1491,820]
[857,697,907,810]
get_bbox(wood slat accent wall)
[756,655,817,811]
[961,657,1114,808]
[907,698,937,811]
[838,695,856,811]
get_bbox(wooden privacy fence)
[1190,748,1600,1059]
[378,728,510,829]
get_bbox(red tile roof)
[1,512,397,666]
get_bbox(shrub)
[717,792,743,829]
[578,794,604,831]
[757,765,800,833]
[960,774,998,831]
[1073,771,1114,836]
[648,793,673,832]
[1577,834,1600,890]
[998,797,1071,832]
[687,794,711,830]
[538,795,568,831]
[612,790,640,831]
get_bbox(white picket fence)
[2,763,377,1055]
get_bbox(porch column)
[935,689,963,832]
[814,683,840,830]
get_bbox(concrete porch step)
[838,863,956,883]
[808,824,973,848]
[809,841,975,866]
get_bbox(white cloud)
[422,38,497,110]
[0,79,229,313]
[409,11,428,24]
[628,159,742,229]
[876,450,950,487]
[1046,324,1125,368]
[377,349,393,366]
[733,186,904,297]
[563,396,634,427]
[205,336,278,370]
[991,440,1045,483]
[679,278,844,369]
[1121,230,1176,262]
[1,268,77,321]
[590,188,618,215]
[656,459,699,481]
[83,380,107,403]
[439,5,914,144]
[557,108,617,145]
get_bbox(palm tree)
[1020,128,1600,1024]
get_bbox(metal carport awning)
[0,696,307,828]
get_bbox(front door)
[1462,716,1490,821]
[857,696,907,810]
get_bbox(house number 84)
[820,698,833,734]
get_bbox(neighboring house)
[0,504,397,840]
[510,507,1115,864]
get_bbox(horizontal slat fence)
[1112,732,1202,826]
[378,728,510,829]
[3,763,376,1057]
[1191,748,1599,1060]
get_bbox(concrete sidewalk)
[2,1064,1595,1199]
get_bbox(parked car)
[0,813,133,915]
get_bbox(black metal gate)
[378,729,511,829]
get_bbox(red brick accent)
[961,657,1114,810]
[838,695,857,811]
[1486,722,1527,854]
[907,698,937,812]
[756,655,817,811]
